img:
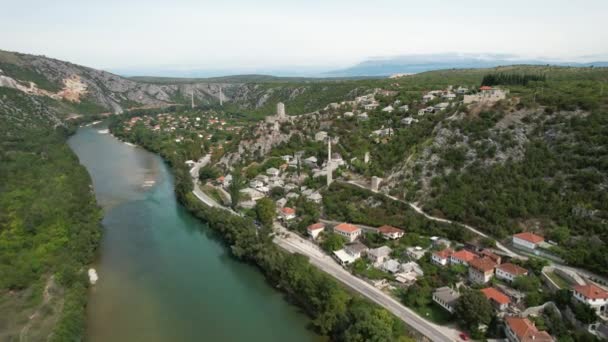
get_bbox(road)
[188,160,457,341]
[273,224,459,342]
[190,155,239,215]
[342,180,608,285]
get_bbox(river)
[68,124,320,342]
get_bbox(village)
[114,84,608,342]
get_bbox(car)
[459,332,469,340]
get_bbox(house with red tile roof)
[333,223,362,242]
[432,248,453,266]
[307,222,325,239]
[450,249,477,266]
[481,287,511,311]
[573,283,608,316]
[468,257,497,284]
[280,207,296,221]
[512,232,544,250]
[377,225,404,240]
[504,316,554,342]
[480,249,501,264]
[496,263,528,282]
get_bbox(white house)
[343,111,354,117]
[398,105,409,112]
[381,259,401,273]
[406,246,426,260]
[433,287,460,313]
[357,112,369,121]
[280,207,296,221]
[364,102,379,111]
[306,191,323,204]
[573,284,608,316]
[434,102,450,111]
[450,249,477,266]
[345,241,368,258]
[432,248,453,266]
[367,246,392,264]
[333,223,362,242]
[378,225,404,240]
[422,94,436,102]
[496,263,528,282]
[382,105,394,113]
[468,257,497,284]
[512,232,544,250]
[401,117,418,125]
[307,222,325,239]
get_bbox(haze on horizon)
[2,0,608,74]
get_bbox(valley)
[1,49,608,341]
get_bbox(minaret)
[326,138,333,186]
[191,89,194,109]
[219,86,223,106]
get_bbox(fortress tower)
[277,102,286,118]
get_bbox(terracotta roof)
[505,317,554,342]
[513,232,544,244]
[481,287,511,305]
[469,257,497,272]
[217,176,225,182]
[433,248,453,259]
[498,263,528,276]
[378,225,404,234]
[334,223,360,233]
[573,283,608,300]
[481,249,501,263]
[307,222,325,231]
[281,207,295,215]
[451,249,477,262]
[479,86,493,91]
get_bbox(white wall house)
[512,232,544,250]
[573,284,608,316]
[307,222,325,239]
[496,263,528,282]
[432,249,453,266]
[333,223,362,242]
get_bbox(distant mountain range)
[324,53,608,77]
[111,54,608,79]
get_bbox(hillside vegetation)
[0,87,101,340]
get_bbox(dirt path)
[19,276,56,342]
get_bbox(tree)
[454,289,493,333]
[513,274,541,292]
[344,301,400,342]
[572,302,598,324]
[228,167,245,209]
[199,165,220,182]
[321,232,345,252]
[255,198,276,228]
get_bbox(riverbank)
[108,121,416,341]
[72,124,320,341]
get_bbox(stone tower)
[327,138,333,186]
[277,102,286,118]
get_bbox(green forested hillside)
[0,88,101,340]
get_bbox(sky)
[1,0,607,73]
